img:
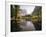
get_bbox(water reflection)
[19,21,35,31]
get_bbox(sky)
[20,5,35,15]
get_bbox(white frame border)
[5,1,46,37]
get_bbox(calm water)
[19,21,36,31]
